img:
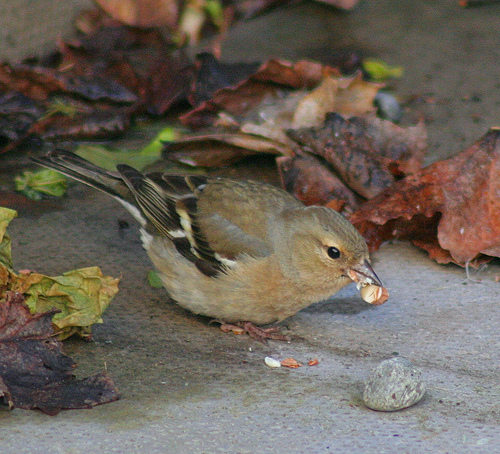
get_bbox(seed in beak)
[348,259,383,287]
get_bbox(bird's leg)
[237,321,292,342]
[210,320,291,342]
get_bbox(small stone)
[363,357,426,411]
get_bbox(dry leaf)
[287,113,427,199]
[288,114,395,199]
[12,267,120,340]
[181,59,334,128]
[291,75,339,129]
[277,154,360,213]
[190,53,261,106]
[349,128,500,266]
[95,0,178,27]
[291,72,382,129]
[0,291,120,414]
[164,132,291,167]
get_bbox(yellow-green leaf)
[362,58,404,81]
[75,126,180,171]
[13,267,119,340]
[0,207,17,270]
[14,169,67,200]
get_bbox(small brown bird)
[33,150,387,341]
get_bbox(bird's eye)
[327,246,341,259]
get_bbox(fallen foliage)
[0,207,119,339]
[288,112,427,200]
[0,291,120,414]
[277,153,360,213]
[349,128,500,266]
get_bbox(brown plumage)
[33,149,387,340]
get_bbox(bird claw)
[210,320,291,343]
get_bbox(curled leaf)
[12,267,120,340]
[14,169,67,201]
[0,207,17,269]
[0,208,119,339]
[277,154,360,213]
[291,72,382,129]
[163,132,291,167]
[288,114,396,199]
[349,128,500,266]
[288,113,427,199]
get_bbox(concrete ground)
[1,0,500,453]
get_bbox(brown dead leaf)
[190,52,261,106]
[288,114,395,199]
[181,59,334,128]
[145,53,195,115]
[177,60,383,168]
[277,153,360,213]
[287,113,427,199]
[37,110,130,141]
[164,132,292,167]
[95,0,178,27]
[291,72,382,129]
[62,35,191,115]
[349,128,500,266]
[0,91,44,147]
[291,75,339,129]
[0,62,137,104]
[0,291,120,414]
[0,26,188,150]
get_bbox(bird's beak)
[347,259,383,288]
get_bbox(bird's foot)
[211,320,291,342]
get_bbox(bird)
[32,149,387,341]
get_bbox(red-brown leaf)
[181,59,333,128]
[287,113,427,199]
[349,128,500,266]
[277,153,360,213]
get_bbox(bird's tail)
[31,149,144,224]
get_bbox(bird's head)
[277,206,382,295]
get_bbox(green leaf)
[75,126,180,171]
[362,58,404,81]
[147,269,164,288]
[14,169,67,200]
[140,126,179,157]
[14,266,120,340]
[0,206,119,340]
[0,207,17,270]
[205,0,224,27]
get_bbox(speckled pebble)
[363,357,426,411]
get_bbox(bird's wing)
[195,178,302,260]
[116,167,293,276]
